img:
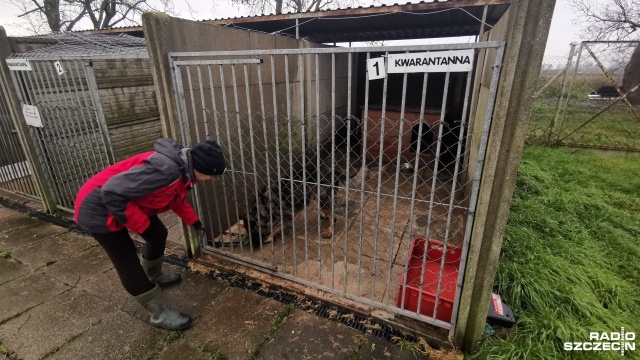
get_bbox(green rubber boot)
[135,285,192,331]
[140,256,181,287]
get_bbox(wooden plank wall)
[94,59,162,161]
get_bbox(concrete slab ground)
[0,272,70,323]
[0,206,40,229]
[0,257,30,285]
[0,204,460,360]
[43,245,113,286]
[186,287,286,360]
[46,310,166,360]
[10,232,95,270]
[0,222,68,252]
[259,309,422,360]
[0,288,117,360]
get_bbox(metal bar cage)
[169,42,504,331]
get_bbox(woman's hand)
[192,220,207,240]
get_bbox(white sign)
[22,104,43,127]
[387,50,474,73]
[54,61,65,76]
[6,58,32,71]
[367,57,386,80]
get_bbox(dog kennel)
[167,10,507,333]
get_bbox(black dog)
[241,156,354,248]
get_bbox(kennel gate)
[169,42,504,333]
[9,57,116,212]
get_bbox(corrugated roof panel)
[64,0,511,42]
[213,3,509,42]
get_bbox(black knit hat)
[191,140,226,176]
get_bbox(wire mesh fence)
[170,43,504,330]
[9,33,147,59]
[530,41,640,151]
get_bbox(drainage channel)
[1,195,424,347]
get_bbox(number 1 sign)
[367,57,386,80]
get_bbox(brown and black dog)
[241,155,355,248]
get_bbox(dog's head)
[240,213,264,248]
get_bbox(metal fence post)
[557,42,583,138]
[549,42,577,144]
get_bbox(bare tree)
[5,0,175,34]
[570,0,640,104]
[569,0,639,41]
[230,0,368,15]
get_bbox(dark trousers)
[92,215,168,296]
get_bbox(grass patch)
[270,304,294,332]
[0,251,9,259]
[471,146,640,359]
[201,344,229,360]
[0,340,19,360]
[163,331,184,344]
[0,340,9,355]
[398,339,415,352]
[348,336,369,360]
[138,331,185,360]
[248,304,295,360]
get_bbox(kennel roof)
[73,0,511,43]
[8,33,148,59]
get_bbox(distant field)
[528,101,640,150]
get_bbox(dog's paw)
[321,229,333,239]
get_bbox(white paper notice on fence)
[387,50,474,73]
[367,57,386,80]
[22,104,43,127]
[6,59,32,71]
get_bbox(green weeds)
[471,146,640,359]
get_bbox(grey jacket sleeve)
[101,158,181,234]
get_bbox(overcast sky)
[0,0,580,58]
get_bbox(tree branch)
[84,0,99,28]
[18,7,43,17]
[570,0,640,41]
[64,7,87,30]
[108,0,146,27]
[17,0,44,17]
